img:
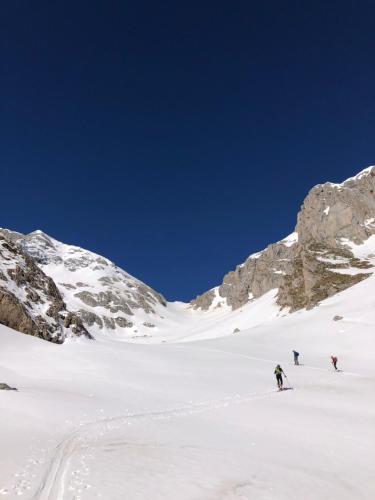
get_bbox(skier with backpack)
[274,364,285,390]
[331,355,338,371]
[292,350,300,365]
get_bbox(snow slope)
[1,248,375,499]
[8,230,169,337]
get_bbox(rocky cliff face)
[192,234,299,311]
[297,167,375,246]
[192,166,375,312]
[0,233,90,342]
[1,230,167,338]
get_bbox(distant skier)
[293,350,300,365]
[331,356,338,371]
[274,364,285,390]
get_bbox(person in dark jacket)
[274,364,285,389]
[293,350,300,365]
[331,356,338,371]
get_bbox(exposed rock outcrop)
[192,234,299,310]
[0,233,91,342]
[297,166,375,246]
[0,383,17,391]
[277,242,371,311]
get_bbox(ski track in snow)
[194,346,371,378]
[32,390,282,500]
[26,348,359,500]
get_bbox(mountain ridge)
[191,165,375,311]
[1,165,375,342]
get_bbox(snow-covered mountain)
[0,229,169,339]
[1,165,375,343]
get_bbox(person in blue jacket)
[293,350,300,365]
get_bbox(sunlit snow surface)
[0,238,375,499]
[281,231,298,247]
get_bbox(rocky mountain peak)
[296,166,375,246]
[192,165,375,312]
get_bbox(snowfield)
[1,240,375,499]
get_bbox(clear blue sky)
[1,1,375,301]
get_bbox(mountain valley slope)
[1,166,375,343]
[0,166,375,499]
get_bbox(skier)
[331,355,338,371]
[274,364,285,390]
[292,350,300,365]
